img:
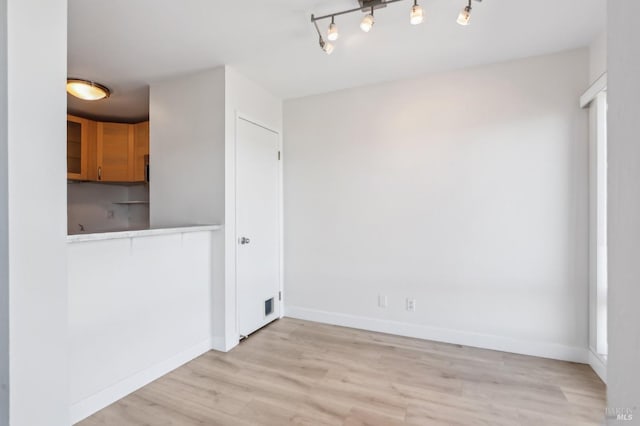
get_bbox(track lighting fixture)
[457,0,472,25]
[410,0,424,25]
[310,0,486,55]
[327,16,339,41]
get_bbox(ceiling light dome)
[66,79,111,101]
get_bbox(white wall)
[284,49,590,362]
[0,0,9,423]
[68,183,128,233]
[150,67,225,228]
[127,184,151,230]
[150,67,228,350]
[224,66,283,132]
[68,230,217,423]
[607,1,640,420]
[6,0,69,424]
[68,182,148,234]
[150,66,282,352]
[589,31,607,85]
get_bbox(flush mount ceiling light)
[66,78,111,101]
[310,0,484,54]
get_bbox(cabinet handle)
[98,167,102,181]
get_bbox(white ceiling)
[68,0,605,121]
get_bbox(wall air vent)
[265,298,274,317]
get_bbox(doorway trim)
[581,74,608,383]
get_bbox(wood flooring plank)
[342,407,407,426]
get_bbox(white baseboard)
[211,335,239,353]
[588,349,607,383]
[285,306,588,363]
[70,338,213,425]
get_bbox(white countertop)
[67,225,222,243]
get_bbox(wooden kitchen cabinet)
[67,115,90,180]
[133,121,149,182]
[86,120,98,180]
[97,122,134,182]
[68,116,149,182]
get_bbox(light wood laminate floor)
[79,318,605,426]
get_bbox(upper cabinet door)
[67,115,89,180]
[97,122,134,182]
[133,121,149,182]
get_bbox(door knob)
[239,237,251,245]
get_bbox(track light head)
[319,37,334,55]
[410,2,424,25]
[360,8,375,33]
[327,17,339,41]
[457,4,472,25]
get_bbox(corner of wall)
[606,0,640,413]
[6,0,69,424]
[0,0,9,423]
[589,30,607,85]
[588,350,607,384]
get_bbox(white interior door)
[236,117,280,337]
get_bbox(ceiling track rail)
[311,0,407,23]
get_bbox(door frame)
[233,111,284,339]
[580,74,608,383]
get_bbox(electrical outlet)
[378,294,388,309]
[406,298,416,312]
